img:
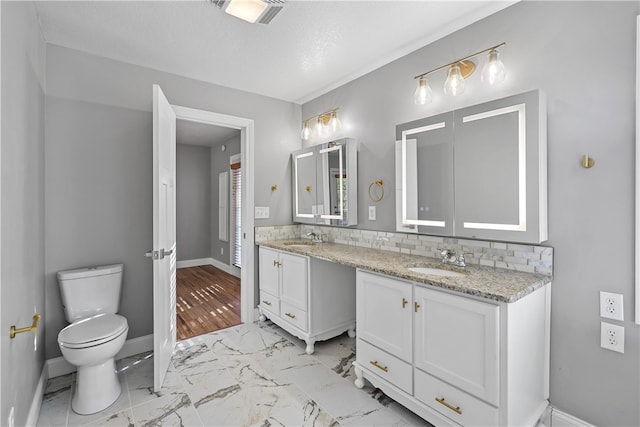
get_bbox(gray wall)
[44,45,300,359]
[211,135,241,266]
[302,2,639,426]
[45,98,153,359]
[176,143,211,261]
[1,2,46,425]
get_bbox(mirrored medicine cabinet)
[292,138,358,226]
[396,90,548,244]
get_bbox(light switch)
[255,206,270,219]
[368,206,376,221]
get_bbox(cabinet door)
[395,112,454,236]
[356,271,412,362]
[454,90,547,243]
[414,286,500,406]
[292,150,317,223]
[259,247,280,296]
[279,252,308,310]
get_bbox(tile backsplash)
[255,225,553,276]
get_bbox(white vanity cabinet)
[354,270,550,427]
[258,246,356,354]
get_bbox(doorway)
[171,104,256,336]
[175,119,243,340]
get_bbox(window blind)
[230,161,242,268]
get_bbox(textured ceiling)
[35,0,516,104]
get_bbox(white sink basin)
[407,267,466,278]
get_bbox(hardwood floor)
[176,265,241,341]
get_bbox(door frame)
[172,105,255,324]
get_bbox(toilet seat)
[59,313,128,349]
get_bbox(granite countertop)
[258,240,552,303]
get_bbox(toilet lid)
[58,314,128,349]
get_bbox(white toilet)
[57,264,129,415]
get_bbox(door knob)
[145,248,173,260]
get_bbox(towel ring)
[368,179,384,202]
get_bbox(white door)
[151,85,177,392]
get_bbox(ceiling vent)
[209,0,286,25]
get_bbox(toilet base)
[72,358,121,415]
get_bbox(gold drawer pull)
[435,397,462,415]
[262,300,272,306]
[369,360,389,372]
[285,312,296,319]
[273,260,281,267]
[414,302,420,312]
[402,298,408,308]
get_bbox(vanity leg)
[354,365,365,389]
[258,309,267,322]
[305,340,315,355]
[347,324,356,338]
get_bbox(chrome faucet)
[440,249,468,267]
[306,232,323,243]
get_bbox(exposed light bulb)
[315,116,324,136]
[444,64,465,96]
[481,49,506,85]
[414,77,433,105]
[301,121,310,140]
[329,111,340,133]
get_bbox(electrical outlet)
[599,291,624,321]
[600,322,625,353]
[220,247,224,255]
[368,206,376,221]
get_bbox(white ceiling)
[34,0,517,104]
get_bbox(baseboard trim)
[47,334,154,379]
[549,407,595,427]
[177,257,240,278]
[26,363,48,427]
[176,258,213,269]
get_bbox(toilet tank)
[57,264,124,323]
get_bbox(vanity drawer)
[259,291,279,316]
[414,369,499,427]
[280,301,307,332]
[356,339,412,394]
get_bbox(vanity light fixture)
[413,42,506,104]
[301,108,340,141]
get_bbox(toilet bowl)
[58,313,129,415]
[56,263,128,415]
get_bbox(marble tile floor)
[37,321,433,427]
